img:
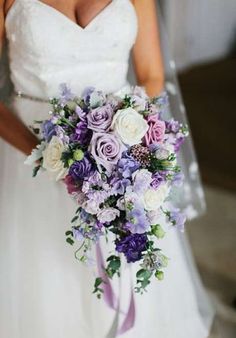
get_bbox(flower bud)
[73,149,84,161]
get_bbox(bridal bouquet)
[26,84,188,296]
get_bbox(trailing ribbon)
[96,242,136,337]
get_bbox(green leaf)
[71,215,79,223]
[65,230,73,236]
[66,237,74,245]
[32,165,41,177]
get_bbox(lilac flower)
[73,226,102,242]
[81,86,95,104]
[55,125,70,144]
[174,136,185,152]
[126,205,150,234]
[75,105,87,121]
[165,119,180,133]
[118,152,140,178]
[115,233,148,263]
[69,155,95,181]
[59,83,75,105]
[168,208,186,232]
[71,121,92,145]
[111,177,131,195]
[87,104,113,132]
[132,169,152,194]
[42,120,56,142]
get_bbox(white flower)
[97,208,120,223]
[24,141,46,165]
[42,136,67,181]
[143,184,169,211]
[111,107,148,146]
[82,200,100,215]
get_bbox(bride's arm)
[0,0,38,155]
[132,0,165,97]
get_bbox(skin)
[0,0,164,155]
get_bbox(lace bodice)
[5,0,138,98]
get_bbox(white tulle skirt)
[0,96,214,338]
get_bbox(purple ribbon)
[96,242,136,336]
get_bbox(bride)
[0,0,214,337]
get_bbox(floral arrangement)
[26,84,188,296]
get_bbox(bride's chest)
[5,0,138,62]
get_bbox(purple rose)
[90,132,123,173]
[69,155,95,181]
[115,233,148,263]
[87,104,113,132]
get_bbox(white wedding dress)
[0,0,214,337]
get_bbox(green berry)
[155,271,164,281]
[73,149,84,161]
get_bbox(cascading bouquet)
[26,84,188,297]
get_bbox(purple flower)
[111,177,131,195]
[71,121,92,145]
[59,83,75,105]
[168,208,186,232]
[165,119,180,133]
[90,132,123,173]
[75,106,87,121]
[126,206,150,234]
[151,172,165,189]
[42,120,56,142]
[73,226,102,242]
[174,136,185,152]
[69,155,95,181]
[115,233,148,263]
[132,169,152,194]
[118,152,140,178]
[87,104,113,132]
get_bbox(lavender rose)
[97,207,120,223]
[144,114,166,146]
[90,132,123,173]
[87,104,113,132]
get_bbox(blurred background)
[159,1,236,337]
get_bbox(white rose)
[111,107,148,146]
[42,136,67,181]
[143,184,169,211]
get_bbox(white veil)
[128,2,206,221]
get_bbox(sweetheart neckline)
[37,0,115,31]
[5,0,119,32]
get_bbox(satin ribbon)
[96,243,136,337]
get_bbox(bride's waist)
[10,81,132,123]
